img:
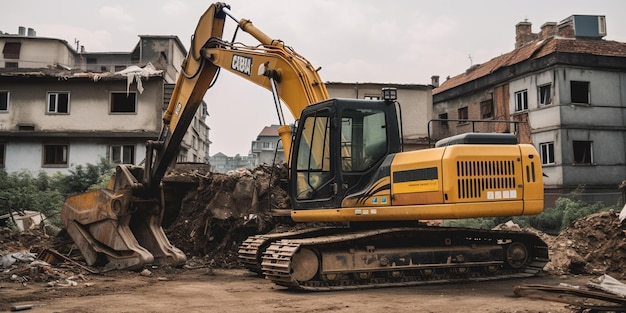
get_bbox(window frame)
[538,84,552,106]
[109,144,135,164]
[458,107,468,121]
[539,142,555,165]
[110,91,137,114]
[438,113,448,127]
[570,81,590,104]
[0,91,9,112]
[43,144,69,167]
[515,90,528,111]
[572,140,593,165]
[480,99,494,118]
[47,91,70,114]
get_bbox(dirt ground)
[1,267,594,313]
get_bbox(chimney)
[515,20,538,48]
[27,28,36,37]
[431,75,440,88]
[539,22,557,40]
[557,17,575,38]
[18,26,26,36]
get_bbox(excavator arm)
[61,2,329,271]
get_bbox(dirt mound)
[542,210,626,279]
[165,164,290,267]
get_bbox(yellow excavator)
[61,2,548,290]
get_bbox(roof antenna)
[468,54,473,66]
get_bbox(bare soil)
[1,267,592,313]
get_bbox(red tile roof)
[434,37,626,94]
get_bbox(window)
[295,111,332,200]
[341,108,387,172]
[538,84,552,105]
[43,144,68,166]
[3,42,21,59]
[364,95,380,100]
[262,141,271,149]
[573,141,592,164]
[0,143,4,167]
[439,113,448,126]
[47,92,70,113]
[110,145,135,164]
[111,92,137,113]
[0,91,8,112]
[539,142,555,165]
[515,90,528,111]
[571,81,590,104]
[480,99,493,118]
[458,107,468,120]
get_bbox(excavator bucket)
[61,165,187,272]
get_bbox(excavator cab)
[289,96,401,211]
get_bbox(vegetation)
[443,188,619,234]
[0,158,114,228]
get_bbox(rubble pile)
[542,210,626,279]
[165,164,290,267]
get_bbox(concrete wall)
[0,79,162,132]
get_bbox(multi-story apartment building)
[433,15,626,204]
[250,124,285,166]
[0,29,210,174]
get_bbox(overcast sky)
[2,0,625,156]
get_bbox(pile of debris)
[542,209,626,279]
[165,163,291,268]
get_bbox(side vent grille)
[456,160,516,199]
[525,161,537,183]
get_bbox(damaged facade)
[433,15,626,205]
[0,31,210,174]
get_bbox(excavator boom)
[61,2,329,271]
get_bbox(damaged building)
[0,30,210,174]
[433,15,626,205]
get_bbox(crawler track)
[259,227,549,291]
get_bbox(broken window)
[111,92,137,113]
[110,145,135,164]
[480,99,493,118]
[458,107,468,121]
[439,113,448,126]
[43,144,68,166]
[0,91,8,112]
[47,92,70,113]
[573,141,593,164]
[539,142,555,165]
[571,81,590,104]
[3,42,21,59]
[539,84,552,105]
[515,90,528,111]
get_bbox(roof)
[326,81,433,90]
[257,125,279,137]
[434,37,626,94]
[0,63,164,81]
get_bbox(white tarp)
[115,62,163,94]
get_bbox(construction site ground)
[1,267,594,313]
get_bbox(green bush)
[0,158,114,228]
[442,189,616,234]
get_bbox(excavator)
[61,2,548,290]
